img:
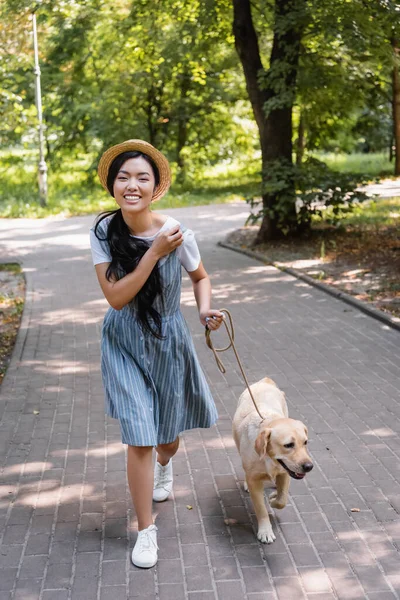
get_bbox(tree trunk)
[392,37,400,176]
[232,0,305,241]
[296,111,305,166]
[146,90,157,147]
[176,71,191,182]
[146,83,164,148]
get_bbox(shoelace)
[155,465,171,488]
[138,528,158,552]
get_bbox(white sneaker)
[131,524,158,568]
[153,459,173,502]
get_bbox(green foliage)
[318,151,393,176]
[294,0,399,157]
[2,0,253,178]
[295,158,373,225]
[0,148,392,219]
[246,157,373,233]
[0,150,258,218]
[0,263,21,273]
[328,197,400,230]
[1,0,400,228]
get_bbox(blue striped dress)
[91,218,218,446]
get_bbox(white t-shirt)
[89,215,201,273]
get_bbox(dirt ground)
[226,224,400,319]
[0,265,25,385]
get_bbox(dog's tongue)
[295,473,306,480]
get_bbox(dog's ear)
[255,428,272,458]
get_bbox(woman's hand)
[200,309,224,331]
[150,225,183,259]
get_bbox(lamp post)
[31,6,48,206]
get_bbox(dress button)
[140,336,144,341]
[141,354,144,359]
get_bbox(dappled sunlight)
[20,483,84,508]
[2,461,51,477]
[84,298,109,308]
[51,223,87,233]
[213,283,241,296]
[181,280,273,307]
[180,289,197,307]
[171,488,193,500]
[243,265,276,275]
[196,209,249,223]
[205,433,236,448]
[299,566,334,590]
[334,529,362,543]
[214,293,257,304]
[51,442,123,459]
[25,359,99,375]
[361,428,395,438]
[239,266,294,283]
[290,258,325,270]
[40,307,102,326]
[58,255,91,263]
[33,233,91,250]
[1,199,399,597]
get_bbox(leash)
[205,308,266,422]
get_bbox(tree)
[233,0,307,241]
[313,0,400,174]
[36,0,242,177]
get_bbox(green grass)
[0,149,396,218]
[326,197,400,230]
[0,263,22,274]
[316,152,394,178]
[0,150,262,218]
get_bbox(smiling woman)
[89,138,224,569]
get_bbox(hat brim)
[97,139,171,202]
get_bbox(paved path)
[0,203,400,600]
[364,178,400,198]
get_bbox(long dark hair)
[94,151,165,339]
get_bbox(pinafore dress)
[101,238,218,446]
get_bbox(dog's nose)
[302,462,314,473]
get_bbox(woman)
[90,139,223,568]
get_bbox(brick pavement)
[0,203,400,600]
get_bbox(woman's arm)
[188,262,223,330]
[95,249,158,310]
[95,226,183,310]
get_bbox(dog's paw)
[269,491,287,510]
[243,480,249,492]
[257,523,276,544]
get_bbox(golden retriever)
[232,377,313,543]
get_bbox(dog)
[232,377,313,543]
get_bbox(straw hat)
[97,139,171,202]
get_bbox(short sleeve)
[177,228,201,272]
[89,221,112,265]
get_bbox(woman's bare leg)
[127,445,154,531]
[156,437,179,466]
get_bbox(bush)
[246,157,375,234]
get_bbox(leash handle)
[205,309,265,422]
